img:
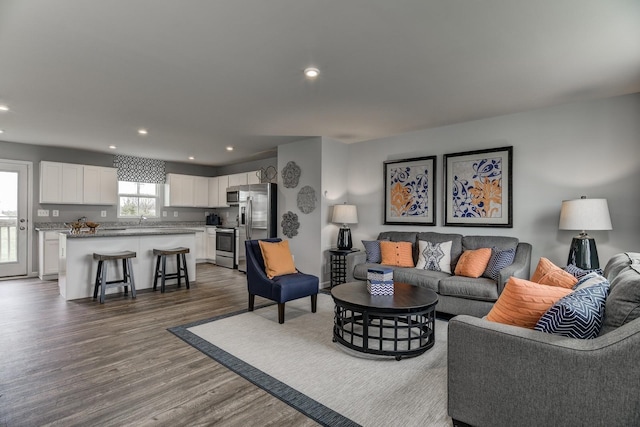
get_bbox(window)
[118,181,159,218]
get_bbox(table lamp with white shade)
[332,204,358,250]
[559,196,612,269]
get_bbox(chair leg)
[278,303,285,324]
[176,254,182,288]
[153,256,161,291]
[93,260,103,299]
[161,255,167,293]
[248,294,255,311]
[311,294,317,313]
[99,262,108,304]
[122,259,129,295]
[127,258,136,299]
[182,253,190,289]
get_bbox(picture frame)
[443,146,513,227]
[383,156,436,226]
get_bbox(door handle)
[19,226,26,230]
[20,218,26,223]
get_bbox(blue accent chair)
[245,238,319,324]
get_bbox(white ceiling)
[1,0,639,166]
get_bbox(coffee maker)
[206,213,222,226]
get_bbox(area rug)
[168,293,452,427]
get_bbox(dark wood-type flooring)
[0,264,319,426]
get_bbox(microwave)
[226,187,240,205]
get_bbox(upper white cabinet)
[83,165,118,205]
[247,170,261,185]
[193,176,209,207]
[217,175,229,207]
[164,173,195,207]
[208,176,226,208]
[40,161,84,204]
[228,172,247,187]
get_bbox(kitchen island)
[58,228,197,300]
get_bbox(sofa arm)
[448,315,640,427]
[345,251,367,283]
[497,242,531,293]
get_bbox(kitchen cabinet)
[206,227,216,262]
[40,161,84,204]
[83,165,117,205]
[247,170,261,184]
[217,175,229,207]
[194,228,206,262]
[208,177,220,207]
[38,230,60,280]
[164,173,195,207]
[228,172,247,187]
[194,176,209,207]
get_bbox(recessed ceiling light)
[0,105,9,112]
[0,129,4,134]
[304,67,320,78]
[188,156,195,160]
[137,128,148,136]
[226,146,233,151]
[108,145,117,149]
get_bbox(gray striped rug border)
[168,303,360,427]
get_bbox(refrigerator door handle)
[247,197,252,240]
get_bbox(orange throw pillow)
[454,248,492,278]
[487,277,573,328]
[258,240,297,279]
[531,257,578,289]
[380,241,414,267]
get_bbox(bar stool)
[93,251,137,304]
[153,247,190,293]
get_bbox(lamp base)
[337,227,352,250]
[567,235,599,269]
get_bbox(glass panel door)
[0,161,29,277]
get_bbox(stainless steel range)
[215,227,239,269]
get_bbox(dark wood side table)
[329,248,359,288]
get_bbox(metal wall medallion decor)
[259,166,278,183]
[443,146,513,227]
[281,161,301,188]
[281,211,300,238]
[383,155,436,226]
[296,186,317,214]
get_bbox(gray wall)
[346,93,640,268]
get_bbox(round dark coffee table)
[331,281,438,360]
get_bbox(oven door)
[215,229,236,268]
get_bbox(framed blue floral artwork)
[383,156,436,226]
[444,146,513,227]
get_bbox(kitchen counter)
[34,221,206,231]
[58,227,197,301]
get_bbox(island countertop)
[62,228,199,238]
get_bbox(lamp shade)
[559,198,612,231]
[332,204,358,225]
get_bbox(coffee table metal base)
[332,302,435,360]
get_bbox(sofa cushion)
[393,268,443,292]
[378,231,418,264]
[534,274,610,339]
[362,239,386,263]
[418,232,463,272]
[483,246,516,281]
[601,252,640,334]
[415,240,452,274]
[454,248,492,278]
[564,263,604,279]
[462,235,518,251]
[486,277,573,328]
[380,241,414,267]
[531,257,578,289]
[439,276,499,301]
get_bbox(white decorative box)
[367,267,394,295]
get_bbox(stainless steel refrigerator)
[237,183,277,273]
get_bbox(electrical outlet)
[37,209,49,217]
[101,210,107,217]
[52,210,59,217]
[162,211,167,217]
[173,211,179,217]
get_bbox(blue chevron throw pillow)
[534,274,610,339]
[482,246,516,281]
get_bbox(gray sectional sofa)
[448,252,640,426]
[345,231,532,317]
